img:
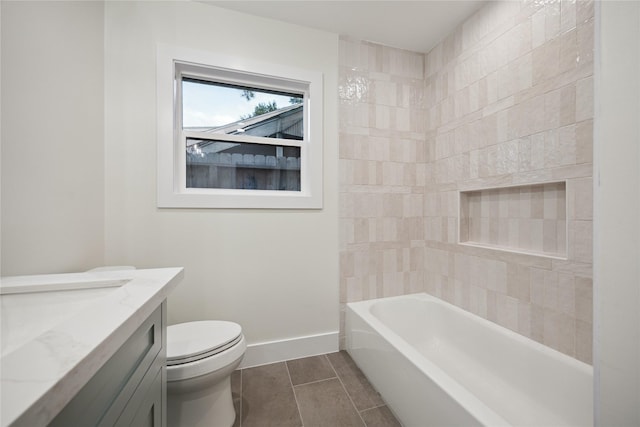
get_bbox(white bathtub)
[346,293,593,427]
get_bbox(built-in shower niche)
[459,182,567,259]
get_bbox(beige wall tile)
[560,0,577,34]
[557,272,576,316]
[531,304,545,342]
[533,38,560,86]
[575,76,593,122]
[568,177,593,220]
[531,9,546,49]
[559,28,578,74]
[530,267,545,306]
[497,293,519,331]
[575,276,593,323]
[575,319,593,364]
[576,0,594,25]
[543,308,576,355]
[559,83,577,126]
[570,220,593,263]
[542,219,558,254]
[544,1,562,42]
[544,88,562,130]
[577,17,594,66]
[517,300,532,337]
[339,0,592,362]
[576,119,593,164]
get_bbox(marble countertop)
[0,267,183,427]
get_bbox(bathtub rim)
[347,292,592,375]
[346,292,593,426]
[347,293,509,426]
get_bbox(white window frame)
[157,44,323,209]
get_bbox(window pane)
[186,138,301,191]
[182,78,303,140]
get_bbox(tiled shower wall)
[339,39,427,338]
[339,0,593,363]
[460,182,568,258]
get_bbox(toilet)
[166,321,246,427]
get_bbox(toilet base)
[167,371,236,427]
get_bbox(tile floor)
[231,351,401,427]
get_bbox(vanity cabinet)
[48,302,167,427]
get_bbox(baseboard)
[239,331,339,369]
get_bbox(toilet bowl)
[166,321,246,427]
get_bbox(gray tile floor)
[231,351,401,427]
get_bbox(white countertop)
[0,267,183,427]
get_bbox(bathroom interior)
[1,0,638,426]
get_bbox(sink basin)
[1,287,119,357]
[0,271,131,295]
[0,270,133,357]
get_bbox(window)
[157,45,323,208]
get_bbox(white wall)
[1,1,105,275]
[103,2,339,353]
[594,1,640,424]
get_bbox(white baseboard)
[239,331,339,369]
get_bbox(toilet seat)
[167,321,242,366]
[166,321,246,382]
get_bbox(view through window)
[183,79,304,191]
[157,44,323,209]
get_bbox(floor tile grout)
[237,353,398,427]
[291,375,338,388]
[324,354,368,427]
[284,360,305,427]
[359,402,388,413]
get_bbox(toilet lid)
[167,321,242,365]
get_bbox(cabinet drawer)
[113,366,163,427]
[49,305,163,427]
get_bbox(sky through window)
[182,80,302,128]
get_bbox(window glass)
[186,138,301,191]
[182,78,303,140]
[157,45,323,208]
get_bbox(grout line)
[325,354,368,427]
[239,369,242,427]
[292,376,339,388]
[284,360,305,427]
[288,357,338,386]
[360,403,388,413]
[324,353,340,375]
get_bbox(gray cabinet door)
[49,302,165,427]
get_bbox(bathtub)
[346,293,593,427]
